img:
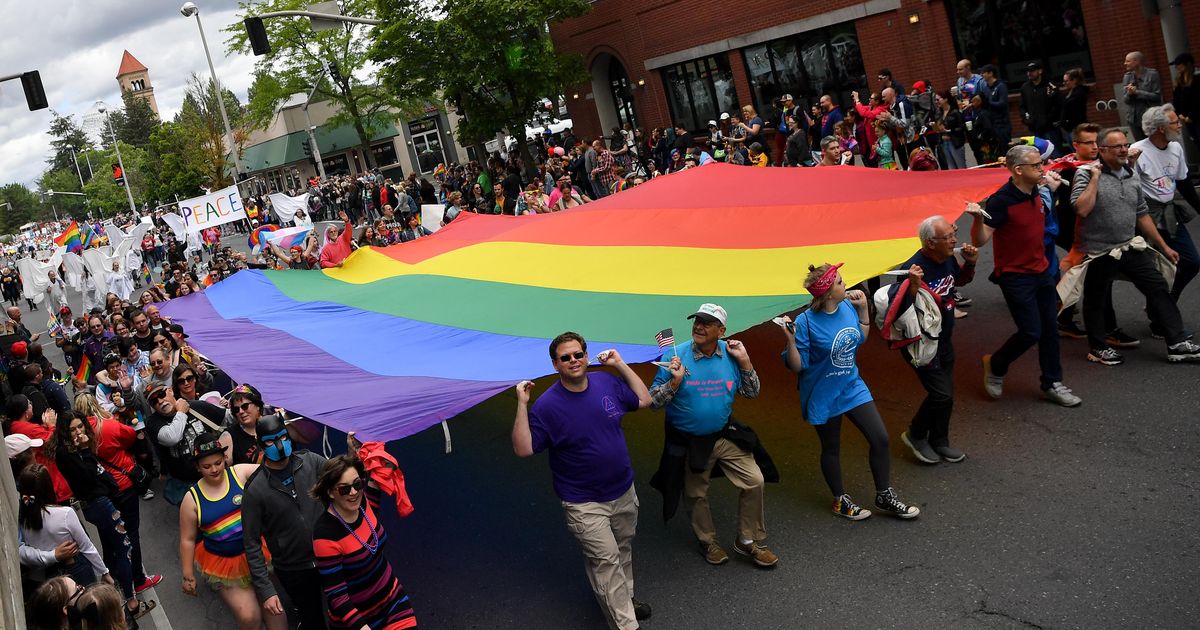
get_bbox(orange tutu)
[195,540,271,589]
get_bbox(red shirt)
[9,419,73,502]
[983,179,1050,276]
[89,417,138,493]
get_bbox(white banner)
[268,192,310,224]
[179,184,247,234]
[420,204,444,233]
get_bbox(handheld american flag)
[655,328,674,349]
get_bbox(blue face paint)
[261,430,292,462]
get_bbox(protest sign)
[179,184,247,233]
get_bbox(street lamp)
[181,1,243,180]
[66,145,85,188]
[95,100,138,215]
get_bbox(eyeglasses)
[236,402,257,412]
[151,360,165,366]
[931,226,959,241]
[336,478,366,496]
[67,583,86,607]
[558,350,586,363]
[179,374,196,383]
[148,392,167,403]
[1074,140,1098,146]
[1101,143,1132,149]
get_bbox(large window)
[947,0,1092,86]
[743,21,866,124]
[661,55,737,133]
[372,140,399,167]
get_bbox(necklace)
[331,505,380,555]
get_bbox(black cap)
[1025,61,1043,71]
[168,323,188,338]
[191,432,228,461]
[1172,52,1195,66]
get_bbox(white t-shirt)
[1132,138,1187,203]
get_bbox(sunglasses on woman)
[179,374,196,383]
[336,478,366,496]
[236,402,257,412]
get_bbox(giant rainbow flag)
[161,164,1006,441]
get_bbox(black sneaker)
[1105,328,1140,348]
[1057,320,1087,339]
[632,598,652,620]
[1087,347,1125,366]
[875,487,920,519]
[952,290,972,307]
[901,431,939,464]
[1167,340,1200,363]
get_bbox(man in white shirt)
[1132,104,1200,312]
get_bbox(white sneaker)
[982,354,1003,399]
[1043,382,1082,407]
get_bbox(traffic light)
[21,71,48,111]
[301,140,311,157]
[245,17,271,56]
[112,163,125,187]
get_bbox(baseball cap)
[5,434,43,459]
[687,303,728,326]
[912,80,927,93]
[168,323,189,338]
[719,112,731,120]
[1025,61,1043,71]
[707,120,717,127]
[782,94,794,101]
[1172,52,1195,66]
[11,341,27,359]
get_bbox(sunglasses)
[236,402,257,412]
[336,478,366,496]
[179,374,196,383]
[149,392,167,403]
[151,359,165,366]
[558,350,586,363]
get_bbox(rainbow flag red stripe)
[53,221,83,253]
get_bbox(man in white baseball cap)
[6,433,43,460]
[649,303,778,568]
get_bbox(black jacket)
[56,446,119,502]
[241,450,328,602]
[1020,78,1061,136]
[649,418,779,522]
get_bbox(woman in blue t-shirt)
[778,263,920,521]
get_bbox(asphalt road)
[24,216,1200,630]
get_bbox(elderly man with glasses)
[1068,127,1200,364]
[967,144,1082,406]
[888,217,979,464]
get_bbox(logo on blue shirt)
[831,327,859,369]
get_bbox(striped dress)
[313,503,417,629]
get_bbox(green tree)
[144,121,206,206]
[0,183,52,233]
[370,0,590,174]
[46,111,93,175]
[37,169,90,219]
[178,74,236,189]
[226,0,422,169]
[74,141,149,218]
[110,89,161,148]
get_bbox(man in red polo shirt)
[967,144,1082,407]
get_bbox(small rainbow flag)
[80,222,97,249]
[141,264,152,285]
[53,221,83,253]
[47,313,62,338]
[74,354,92,384]
[249,224,280,249]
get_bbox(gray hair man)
[1123,51,1162,140]
[966,144,1081,406]
[890,216,979,464]
[1132,104,1200,317]
[1070,127,1200,364]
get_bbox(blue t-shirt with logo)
[790,300,873,425]
[528,372,639,503]
[652,340,744,436]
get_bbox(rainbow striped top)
[189,468,247,557]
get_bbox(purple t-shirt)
[529,372,639,503]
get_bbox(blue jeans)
[82,495,135,600]
[990,270,1063,389]
[940,140,966,169]
[1159,222,1199,303]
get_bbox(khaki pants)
[562,484,639,630]
[683,437,766,544]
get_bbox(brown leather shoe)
[700,541,729,565]
[734,539,779,568]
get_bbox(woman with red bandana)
[775,263,920,522]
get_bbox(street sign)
[309,1,342,32]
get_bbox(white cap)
[687,303,728,326]
[707,120,717,127]
[6,434,43,459]
[719,112,731,120]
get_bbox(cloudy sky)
[0,0,257,187]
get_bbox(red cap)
[911,81,927,93]
[11,341,28,358]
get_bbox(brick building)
[550,0,1198,144]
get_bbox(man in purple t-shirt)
[512,331,652,630]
